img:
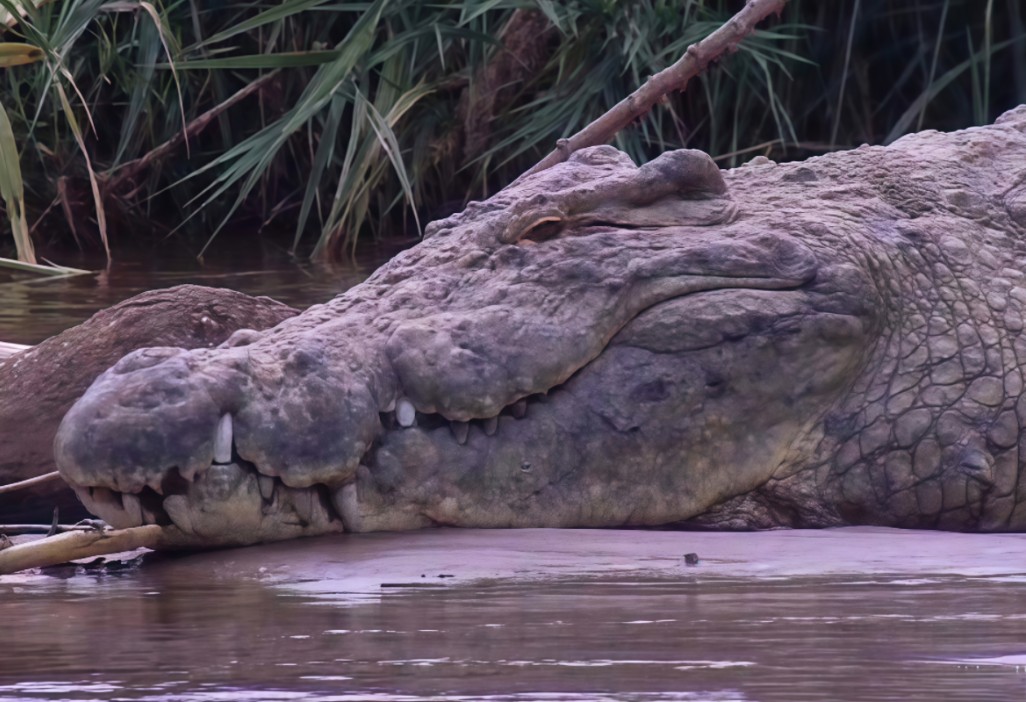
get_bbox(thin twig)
[0,523,97,536]
[520,0,788,179]
[711,139,839,162]
[0,471,62,495]
[0,524,172,575]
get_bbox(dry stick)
[104,69,281,194]
[520,0,788,179]
[0,470,62,495]
[0,525,171,575]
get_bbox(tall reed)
[0,0,1022,261]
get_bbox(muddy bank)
[136,527,1026,598]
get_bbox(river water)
[3,260,1026,701]
[3,528,1026,701]
[0,251,375,344]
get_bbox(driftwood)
[521,0,788,179]
[0,525,170,574]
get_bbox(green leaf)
[0,102,35,264]
[0,42,45,67]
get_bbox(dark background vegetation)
[1,0,1024,262]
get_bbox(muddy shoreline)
[129,526,1026,597]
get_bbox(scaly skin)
[53,106,1026,547]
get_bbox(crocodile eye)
[518,217,564,244]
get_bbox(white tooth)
[78,487,130,529]
[163,495,196,535]
[396,398,416,427]
[258,474,275,502]
[147,475,165,495]
[451,421,469,445]
[214,414,233,464]
[383,398,396,412]
[483,416,498,436]
[122,492,143,524]
[512,399,528,419]
[292,488,315,525]
[334,483,362,532]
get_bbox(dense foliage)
[0,0,1023,261]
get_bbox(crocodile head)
[54,146,873,546]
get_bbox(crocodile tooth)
[451,421,469,445]
[258,474,275,502]
[511,399,528,419]
[292,488,329,527]
[483,416,498,436]
[396,398,416,427]
[122,492,143,524]
[163,495,195,535]
[383,398,396,412]
[141,503,160,525]
[81,486,126,527]
[214,414,233,464]
[147,475,165,495]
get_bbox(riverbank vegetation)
[0,0,1024,262]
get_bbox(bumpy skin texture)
[0,286,298,523]
[54,106,1026,547]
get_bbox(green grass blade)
[0,102,35,264]
[0,42,45,67]
[54,80,109,259]
[185,0,345,52]
[293,92,346,252]
[159,51,343,70]
[885,36,1023,143]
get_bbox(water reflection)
[1,572,1025,701]
[0,249,388,344]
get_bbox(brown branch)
[521,0,788,179]
[104,70,281,194]
[0,524,172,574]
[0,470,61,495]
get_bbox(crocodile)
[50,105,1026,547]
[0,286,298,522]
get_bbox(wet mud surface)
[3,528,1026,701]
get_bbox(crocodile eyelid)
[518,216,565,244]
